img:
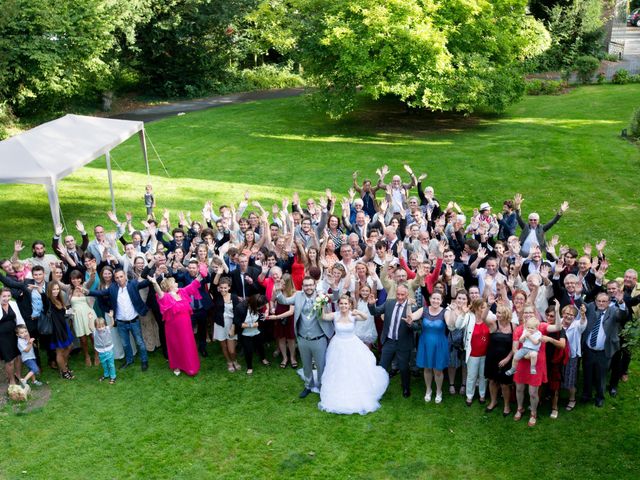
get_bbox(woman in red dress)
[512,302,564,426]
[148,270,204,376]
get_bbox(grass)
[1,85,640,478]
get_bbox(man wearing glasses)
[514,193,569,257]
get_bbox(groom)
[368,283,414,398]
[274,276,334,398]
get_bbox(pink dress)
[157,280,201,376]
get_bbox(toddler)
[506,317,542,376]
[144,184,156,219]
[93,317,116,384]
[16,325,43,386]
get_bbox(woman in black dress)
[45,281,75,380]
[484,303,515,416]
[0,288,21,386]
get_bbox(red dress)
[513,322,549,387]
[291,255,305,290]
[157,280,201,376]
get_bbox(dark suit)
[88,280,151,319]
[516,210,562,255]
[231,266,263,299]
[581,301,625,402]
[369,299,415,393]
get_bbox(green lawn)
[1,85,640,479]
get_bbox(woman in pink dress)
[148,270,204,376]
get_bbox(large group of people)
[0,164,637,425]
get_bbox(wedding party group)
[0,165,637,426]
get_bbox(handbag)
[38,310,53,336]
[449,327,464,351]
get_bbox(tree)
[276,0,549,118]
[0,0,151,115]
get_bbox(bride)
[319,295,389,415]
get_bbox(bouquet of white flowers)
[312,293,329,313]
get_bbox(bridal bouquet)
[312,293,329,313]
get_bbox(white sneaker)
[424,391,432,402]
[435,393,443,404]
[173,369,181,376]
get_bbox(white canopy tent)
[0,114,148,227]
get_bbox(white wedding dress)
[318,314,389,415]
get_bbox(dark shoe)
[402,389,411,398]
[120,361,133,370]
[199,348,208,357]
[609,387,618,398]
[478,397,486,405]
[299,388,312,399]
[390,368,399,378]
[484,404,496,413]
[595,399,604,408]
[465,399,473,407]
[141,362,149,372]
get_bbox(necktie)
[589,311,604,349]
[392,302,404,340]
[569,295,575,306]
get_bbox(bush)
[629,107,640,138]
[596,73,606,84]
[611,69,630,84]
[603,53,620,62]
[239,62,304,91]
[525,79,564,95]
[574,55,600,84]
[0,102,16,141]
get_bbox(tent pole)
[106,151,116,214]
[139,129,150,177]
[45,178,61,228]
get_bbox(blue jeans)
[98,350,116,379]
[116,319,148,364]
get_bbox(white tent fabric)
[0,114,148,227]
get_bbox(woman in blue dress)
[406,291,449,404]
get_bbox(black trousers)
[241,334,265,370]
[380,339,411,392]
[582,347,609,401]
[609,345,631,388]
[192,309,208,350]
[150,305,168,359]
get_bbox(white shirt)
[388,302,406,340]
[565,319,587,358]
[116,286,137,321]
[522,229,539,254]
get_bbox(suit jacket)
[516,210,562,254]
[275,291,334,339]
[52,234,89,263]
[231,266,263,298]
[581,301,625,358]
[368,299,414,351]
[89,280,151,318]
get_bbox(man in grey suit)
[513,193,569,257]
[274,276,334,398]
[581,291,626,407]
[368,283,415,398]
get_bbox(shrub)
[596,73,606,84]
[574,55,600,83]
[239,62,304,91]
[603,53,620,62]
[611,69,630,84]
[629,106,640,138]
[525,79,564,95]
[0,102,16,141]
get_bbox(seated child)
[506,317,542,376]
[16,325,42,386]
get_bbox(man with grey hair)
[513,193,569,257]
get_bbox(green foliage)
[239,62,304,90]
[603,53,620,62]
[276,0,549,118]
[0,102,16,140]
[629,106,640,138]
[611,69,631,84]
[0,0,152,115]
[574,55,600,84]
[528,0,604,72]
[133,0,259,98]
[525,79,564,95]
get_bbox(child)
[506,317,542,376]
[16,325,43,386]
[92,317,116,384]
[12,260,32,282]
[144,184,156,219]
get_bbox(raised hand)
[596,239,607,252]
[539,264,550,280]
[403,164,414,175]
[244,190,250,201]
[513,193,523,209]
[418,173,427,182]
[477,246,488,260]
[75,220,85,233]
[55,224,64,237]
[125,211,133,222]
[583,243,592,257]
[381,165,389,177]
[348,188,356,201]
[559,201,569,214]
[292,192,299,205]
[549,235,559,248]
[14,240,24,252]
